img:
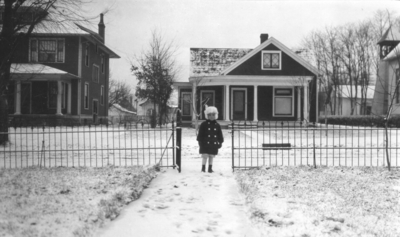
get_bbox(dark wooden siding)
[227,44,315,77]
[196,86,224,120]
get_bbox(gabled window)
[92,65,99,83]
[273,88,294,116]
[262,50,281,70]
[85,44,90,67]
[30,39,65,63]
[100,86,104,106]
[84,83,89,109]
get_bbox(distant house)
[2,10,120,125]
[136,95,178,123]
[333,86,375,116]
[108,104,136,124]
[372,26,400,116]
[173,34,319,127]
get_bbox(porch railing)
[231,121,400,170]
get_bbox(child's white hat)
[204,106,218,120]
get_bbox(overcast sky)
[86,0,400,87]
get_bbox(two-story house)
[4,12,119,125]
[174,34,319,127]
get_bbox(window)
[92,65,99,83]
[396,69,400,104]
[30,39,65,63]
[181,92,192,116]
[84,83,89,109]
[85,44,89,67]
[101,55,105,74]
[262,50,281,70]
[274,88,293,116]
[100,86,104,106]
[48,82,58,109]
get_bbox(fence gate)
[1,120,182,171]
[231,121,400,171]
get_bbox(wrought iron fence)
[231,121,400,170]
[0,121,179,169]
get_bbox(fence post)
[231,120,234,172]
[176,127,181,173]
[313,122,316,168]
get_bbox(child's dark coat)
[197,119,224,155]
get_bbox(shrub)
[318,115,400,127]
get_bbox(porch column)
[297,87,301,121]
[14,81,21,115]
[67,82,71,114]
[192,83,196,122]
[225,85,230,121]
[56,81,62,115]
[304,83,309,122]
[253,85,258,122]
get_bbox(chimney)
[260,34,269,44]
[98,13,105,43]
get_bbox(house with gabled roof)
[372,26,400,116]
[2,11,120,125]
[173,34,319,127]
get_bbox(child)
[197,106,224,173]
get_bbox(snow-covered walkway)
[97,158,260,237]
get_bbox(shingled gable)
[220,37,319,76]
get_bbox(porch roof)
[10,63,80,80]
[188,75,314,86]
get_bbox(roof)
[190,48,252,77]
[221,37,320,76]
[337,85,375,99]
[111,104,136,114]
[10,63,79,79]
[0,19,120,58]
[377,26,400,44]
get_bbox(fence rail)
[231,121,400,170]
[1,122,178,169]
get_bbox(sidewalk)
[97,157,261,237]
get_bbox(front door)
[232,89,246,120]
[201,91,215,119]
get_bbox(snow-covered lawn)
[236,166,400,237]
[0,127,399,237]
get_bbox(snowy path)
[97,158,260,237]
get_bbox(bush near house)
[319,115,400,127]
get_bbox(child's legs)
[208,155,215,165]
[201,154,215,165]
[201,154,208,165]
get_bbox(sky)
[84,0,400,89]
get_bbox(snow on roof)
[190,48,252,77]
[111,104,136,114]
[10,63,79,77]
[337,85,375,99]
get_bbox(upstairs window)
[92,64,99,83]
[396,69,400,104]
[30,39,65,63]
[85,44,90,67]
[101,55,105,74]
[262,50,281,70]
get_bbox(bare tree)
[0,0,99,145]
[131,29,179,127]
[108,79,133,110]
